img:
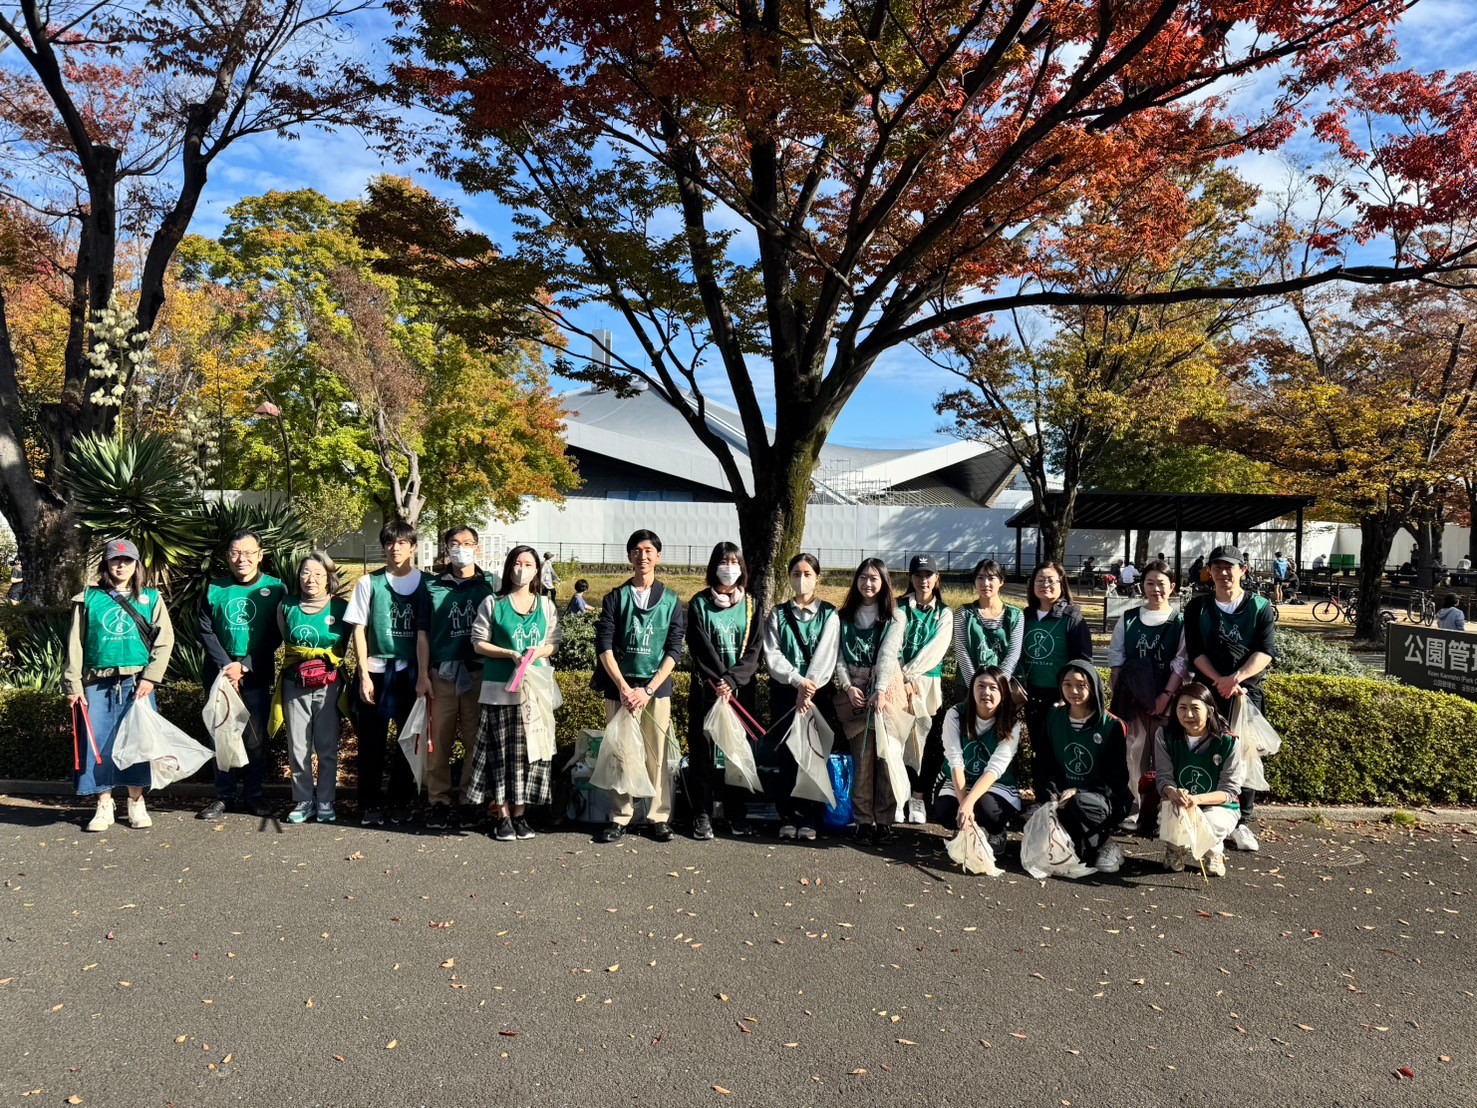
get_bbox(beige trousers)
[427,673,481,806]
[604,697,673,826]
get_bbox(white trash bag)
[1158,799,1220,861]
[872,710,912,821]
[590,708,657,798]
[786,709,837,807]
[520,664,562,764]
[946,824,1003,876]
[704,699,761,793]
[1228,696,1280,792]
[1020,800,1097,880]
[202,671,250,771]
[397,697,431,790]
[114,698,212,789]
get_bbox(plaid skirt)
[465,702,552,808]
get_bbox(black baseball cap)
[1207,545,1243,565]
[908,555,938,575]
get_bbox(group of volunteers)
[63,524,1278,879]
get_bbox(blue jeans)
[75,676,154,796]
[209,672,272,804]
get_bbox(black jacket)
[590,579,687,699]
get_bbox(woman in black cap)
[896,555,953,825]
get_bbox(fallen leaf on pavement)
[441,959,455,969]
[712,1086,731,1095]
[386,1040,398,1050]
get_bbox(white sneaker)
[127,796,152,829]
[86,794,115,832]
[1229,824,1260,852]
[778,824,797,840]
[1094,841,1124,874]
[906,796,927,824]
[1163,844,1186,873]
[797,825,816,841]
[1207,850,1227,877]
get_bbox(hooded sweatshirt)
[1033,660,1130,804]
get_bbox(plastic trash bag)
[704,699,761,792]
[202,671,250,771]
[786,709,837,807]
[872,710,912,821]
[946,823,1003,876]
[397,697,431,790]
[1228,696,1280,791]
[520,664,561,763]
[1020,800,1096,880]
[114,698,212,789]
[591,708,657,798]
[1158,799,1219,861]
[903,684,939,771]
[822,753,853,829]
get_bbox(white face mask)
[715,564,741,587]
[790,574,814,599]
[448,547,476,569]
[512,565,538,588]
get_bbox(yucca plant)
[0,608,70,692]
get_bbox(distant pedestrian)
[1435,594,1467,632]
[566,579,590,616]
[540,553,559,602]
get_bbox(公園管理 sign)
[1385,625,1477,701]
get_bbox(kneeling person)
[1154,683,1245,878]
[935,667,1023,854]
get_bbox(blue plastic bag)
[822,753,853,829]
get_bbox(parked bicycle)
[1313,585,1396,630]
[1406,589,1436,626]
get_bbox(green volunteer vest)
[206,573,285,659]
[1196,593,1271,674]
[427,571,497,665]
[1047,710,1113,789]
[690,591,752,669]
[82,586,158,670]
[281,596,349,651]
[840,617,883,668]
[774,600,836,670]
[965,603,1022,672]
[958,715,1018,791]
[1122,607,1183,686]
[901,599,945,677]
[366,569,427,662]
[482,595,551,683]
[1168,730,1239,810]
[614,584,679,683]
[1021,613,1071,690]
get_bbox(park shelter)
[1004,492,1317,579]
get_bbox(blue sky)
[154,2,1477,449]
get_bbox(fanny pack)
[296,659,337,688]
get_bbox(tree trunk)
[1354,514,1400,641]
[1133,529,1151,567]
[1467,478,1477,563]
[18,502,88,607]
[733,432,823,615]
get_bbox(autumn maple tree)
[389,0,1477,603]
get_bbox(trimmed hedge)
[4,670,1476,808]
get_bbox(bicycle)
[1255,580,1282,622]
[1406,589,1436,626]
[1313,585,1357,623]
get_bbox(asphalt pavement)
[1,799,1474,1108]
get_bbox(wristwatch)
[642,685,655,697]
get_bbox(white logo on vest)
[1179,766,1214,794]
[1025,627,1054,661]
[292,625,317,646]
[1064,742,1094,776]
[226,597,257,625]
[101,605,135,637]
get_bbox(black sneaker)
[512,816,536,840]
[596,822,625,844]
[874,824,896,846]
[728,819,752,838]
[457,804,485,830]
[250,799,274,818]
[388,806,413,825]
[425,805,450,830]
[361,808,385,827]
[493,817,517,842]
[197,799,227,821]
[854,823,874,846]
[692,814,714,841]
[647,821,674,843]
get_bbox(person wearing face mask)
[761,552,841,842]
[591,529,687,844]
[1019,561,1093,760]
[896,555,953,825]
[953,559,1023,687]
[685,542,765,839]
[272,552,351,823]
[423,527,500,830]
[197,530,287,822]
[64,540,175,832]
[833,558,906,845]
[468,545,562,842]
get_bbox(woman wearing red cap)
[64,539,175,832]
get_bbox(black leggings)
[1207,683,1265,825]
[933,790,1013,835]
[1056,789,1129,861]
[762,683,835,826]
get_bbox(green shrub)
[552,612,597,671]
[1273,631,1376,679]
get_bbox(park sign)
[1386,625,1477,702]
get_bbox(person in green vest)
[1019,561,1093,758]
[685,542,765,840]
[934,666,1024,855]
[345,520,432,826]
[762,552,840,842]
[953,559,1023,685]
[1106,559,1188,829]
[1183,545,1276,854]
[467,545,562,842]
[1153,681,1245,877]
[64,539,175,832]
[1032,661,1130,875]
[833,558,906,845]
[896,554,953,825]
[273,552,351,823]
[591,529,687,844]
[196,529,287,821]
[424,526,499,830]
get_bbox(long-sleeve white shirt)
[833,604,906,693]
[763,600,840,689]
[898,597,952,683]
